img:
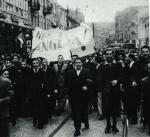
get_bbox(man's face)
[71,56,77,63]
[12,56,19,63]
[42,59,48,68]
[75,59,82,70]
[58,55,64,64]
[21,61,27,68]
[133,53,138,61]
[106,50,113,62]
[5,60,12,68]
[32,60,39,69]
[141,48,150,56]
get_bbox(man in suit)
[53,55,68,115]
[124,52,140,124]
[9,55,21,117]
[94,56,104,120]
[67,57,92,136]
[85,55,97,113]
[141,58,150,134]
[41,58,58,121]
[101,49,122,133]
[16,60,31,117]
[30,58,45,129]
[65,55,78,119]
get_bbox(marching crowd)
[0,45,150,137]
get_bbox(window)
[15,7,19,13]
[0,0,2,7]
[19,8,23,16]
[9,4,13,12]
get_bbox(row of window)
[0,0,29,18]
[2,0,28,10]
[32,15,52,29]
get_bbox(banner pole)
[66,5,69,30]
[92,22,95,38]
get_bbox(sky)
[56,0,149,23]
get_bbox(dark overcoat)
[30,68,46,122]
[67,68,92,124]
[101,62,122,117]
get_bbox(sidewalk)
[10,110,70,137]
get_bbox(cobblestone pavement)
[54,113,150,137]
[9,112,69,137]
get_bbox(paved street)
[9,111,69,137]
[54,113,150,137]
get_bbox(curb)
[48,113,71,137]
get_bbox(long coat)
[101,62,122,117]
[42,67,58,117]
[122,61,141,118]
[141,76,150,125]
[29,68,46,122]
[67,68,92,124]
[16,67,32,116]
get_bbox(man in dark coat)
[8,55,21,117]
[41,58,58,121]
[141,59,150,134]
[123,52,140,124]
[53,55,68,115]
[16,60,31,117]
[30,58,46,129]
[101,49,122,133]
[65,55,78,119]
[85,55,97,113]
[94,56,104,120]
[67,57,92,136]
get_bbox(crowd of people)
[0,45,150,137]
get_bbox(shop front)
[0,10,32,56]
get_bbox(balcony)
[31,2,40,12]
[43,4,53,16]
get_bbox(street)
[0,0,149,137]
[9,111,69,137]
[54,113,149,137]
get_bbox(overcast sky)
[57,0,149,23]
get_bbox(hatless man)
[141,58,150,134]
[53,55,67,115]
[67,57,92,136]
[41,58,58,120]
[101,49,122,133]
[30,58,45,129]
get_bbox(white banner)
[32,24,95,61]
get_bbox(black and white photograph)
[0,0,149,137]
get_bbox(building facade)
[0,0,32,55]
[115,6,149,48]
[30,0,84,30]
[0,0,85,55]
